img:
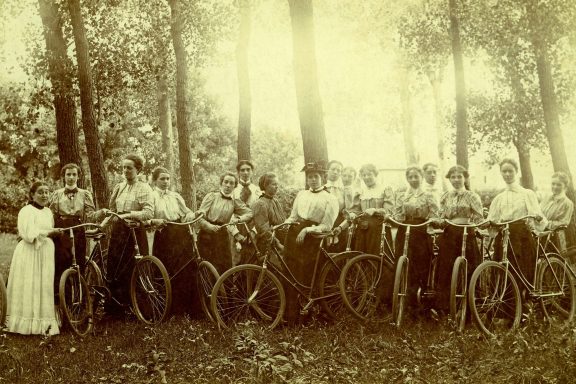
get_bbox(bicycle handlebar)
[386,217,435,228]
[161,212,205,226]
[58,223,102,232]
[490,215,540,226]
[272,222,300,231]
[444,220,490,228]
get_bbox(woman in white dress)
[6,181,61,335]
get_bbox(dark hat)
[301,161,327,174]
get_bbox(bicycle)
[152,214,221,321]
[210,222,358,330]
[468,216,576,337]
[338,213,396,323]
[389,218,439,328]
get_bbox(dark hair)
[327,160,343,170]
[236,160,254,172]
[359,164,378,176]
[124,153,145,172]
[29,180,49,201]
[405,166,424,178]
[259,172,277,191]
[152,166,170,181]
[552,171,571,188]
[220,171,238,187]
[445,165,469,180]
[422,163,438,172]
[499,158,519,172]
[60,163,82,179]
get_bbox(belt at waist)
[207,218,226,226]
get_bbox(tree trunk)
[67,0,109,208]
[428,69,448,191]
[236,0,252,162]
[157,76,175,183]
[288,0,328,164]
[514,140,535,190]
[38,0,83,184]
[168,0,197,209]
[533,45,576,247]
[448,0,469,170]
[399,64,419,165]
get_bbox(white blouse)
[285,189,339,232]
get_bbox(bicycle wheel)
[59,269,93,336]
[85,260,103,288]
[197,260,220,321]
[130,256,172,325]
[340,254,394,323]
[0,274,6,326]
[210,264,285,330]
[318,252,358,320]
[537,255,576,324]
[450,256,468,332]
[468,261,522,338]
[392,256,409,328]
[90,245,108,281]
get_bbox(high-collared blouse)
[285,189,339,233]
[395,188,438,221]
[354,183,395,216]
[325,179,345,211]
[541,192,574,229]
[233,181,261,206]
[487,183,544,225]
[198,191,252,230]
[152,188,191,221]
[343,185,360,211]
[50,187,96,221]
[439,189,484,223]
[109,180,154,221]
[252,194,287,237]
[424,182,441,205]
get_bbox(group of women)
[3,153,574,335]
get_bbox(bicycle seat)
[125,221,140,229]
[85,229,105,240]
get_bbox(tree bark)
[236,0,252,162]
[157,76,175,182]
[428,69,448,191]
[288,0,328,164]
[38,0,83,184]
[168,0,197,209]
[448,0,469,170]
[67,0,109,208]
[514,140,535,190]
[399,64,419,166]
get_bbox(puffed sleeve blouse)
[439,190,484,223]
[541,192,574,229]
[109,180,154,221]
[487,183,545,227]
[353,183,395,216]
[50,188,96,222]
[152,188,191,221]
[198,192,253,230]
[285,189,339,233]
[394,188,438,221]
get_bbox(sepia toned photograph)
[1,0,575,382]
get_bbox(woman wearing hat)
[283,161,339,325]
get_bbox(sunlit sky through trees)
[2,0,575,191]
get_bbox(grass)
[1,234,575,383]
[0,233,16,278]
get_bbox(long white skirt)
[6,238,60,335]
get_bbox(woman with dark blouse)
[541,171,574,252]
[435,165,483,311]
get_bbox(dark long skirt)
[153,224,196,315]
[283,220,323,325]
[494,221,537,285]
[53,216,86,297]
[107,220,149,308]
[355,216,394,258]
[395,219,432,305]
[197,228,232,275]
[325,212,347,253]
[436,225,480,311]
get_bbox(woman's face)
[238,164,253,183]
[342,170,355,187]
[64,168,79,188]
[32,185,50,207]
[500,163,517,184]
[551,177,565,195]
[156,173,171,190]
[122,159,139,182]
[449,171,465,190]
[360,170,376,188]
[406,170,422,189]
[221,175,236,195]
[306,172,322,190]
[327,163,342,182]
[264,177,279,197]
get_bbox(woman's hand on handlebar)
[296,227,308,245]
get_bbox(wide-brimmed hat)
[301,161,327,174]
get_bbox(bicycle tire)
[197,260,220,321]
[130,256,172,325]
[318,252,359,320]
[210,264,285,330]
[392,256,409,328]
[59,268,93,336]
[339,253,394,323]
[450,256,468,332]
[0,274,6,326]
[468,261,522,338]
[537,255,576,325]
[85,260,104,288]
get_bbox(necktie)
[240,182,251,203]
[65,187,78,200]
